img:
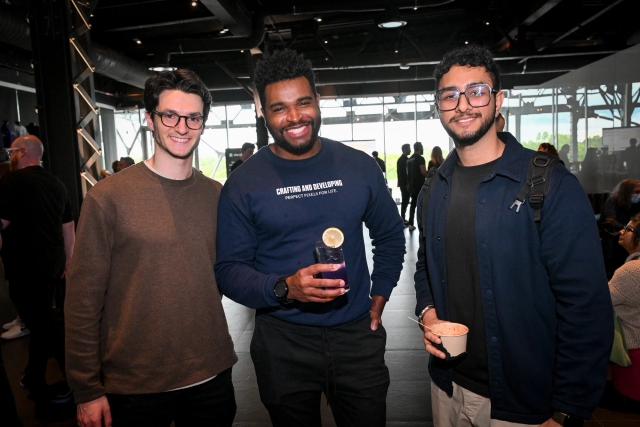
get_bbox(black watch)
[551,411,584,427]
[274,276,293,303]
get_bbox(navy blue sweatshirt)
[215,138,405,327]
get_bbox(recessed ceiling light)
[315,17,323,22]
[378,20,406,29]
[324,40,328,44]
[325,57,329,61]
[134,38,142,44]
[465,41,469,44]
[150,66,177,72]
[486,21,490,25]
[240,50,244,53]
[191,1,197,6]
[395,49,399,53]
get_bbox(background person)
[372,150,386,172]
[609,214,640,404]
[407,141,426,231]
[537,143,559,157]
[230,142,255,173]
[428,146,444,171]
[0,135,75,403]
[397,143,411,226]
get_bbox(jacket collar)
[626,252,640,263]
[438,132,526,183]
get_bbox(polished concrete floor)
[2,225,640,426]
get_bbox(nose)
[286,107,303,123]
[456,92,472,112]
[174,116,190,133]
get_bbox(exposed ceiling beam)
[103,17,218,33]
[497,0,563,48]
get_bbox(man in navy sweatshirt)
[215,49,405,426]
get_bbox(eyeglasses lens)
[157,113,203,130]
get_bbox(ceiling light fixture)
[324,40,328,44]
[220,28,229,34]
[315,16,323,22]
[150,66,177,72]
[378,4,407,29]
[134,38,142,44]
[486,21,490,25]
[191,0,197,6]
[400,64,410,70]
[464,41,469,44]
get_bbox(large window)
[107,81,640,190]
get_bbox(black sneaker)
[48,381,73,404]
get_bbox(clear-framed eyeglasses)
[435,83,498,112]
[152,110,204,130]
[4,147,24,156]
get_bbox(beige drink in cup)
[430,322,469,358]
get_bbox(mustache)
[449,113,481,123]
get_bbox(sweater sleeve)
[65,194,114,404]
[364,166,406,300]
[215,186,281,309]
[609,261,640,308]
[539,171,614,419]
[414,190,434,316]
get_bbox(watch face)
[274,280,288,299]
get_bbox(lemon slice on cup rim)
[322,227,344,248]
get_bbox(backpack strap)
[509,152,559,229]
[419,167,439,233]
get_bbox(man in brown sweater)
[65,69,237,427]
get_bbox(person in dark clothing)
[372,151,386,172]
[1,120,13,148]
[0,135,76,403]
[415,44,612,427]
[601,179,640,278]
[216,48,405,427]
[428,146,444,171]
[406,141,426,230]
[230,142,255,173]
[397,144,411,226]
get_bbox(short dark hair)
[241,142,255,152]
[611,179,640,211]
[630,213,640,246]
[414,142,423,151]
[254,49,317,109]
[631,138,638,146]
[143,69,212,121]
[402,143,411,152]
[434,45,501,91]
[372,151,379,157]
[120,156,135,166]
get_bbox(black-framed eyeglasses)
[435,83,498,112]
[152,110,204,130]
[622,224,636,234]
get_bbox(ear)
[145,111,155,131]
[494,91,504,117]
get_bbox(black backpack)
[420,152,560,233]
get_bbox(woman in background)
[609,213,640,403]
[537,143,559,157]
[602,179,640,278]
[428,146,444,171]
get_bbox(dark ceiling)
[0,0,638,107]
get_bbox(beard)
[153,131,199,160]
[265,116,322,156]
[442,112,495,149]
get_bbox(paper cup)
[430,322,469,357]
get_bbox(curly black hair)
[143,69,212,121]
[434,45,501,91]
[254,49,317,109]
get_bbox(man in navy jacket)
[414,45,612,426]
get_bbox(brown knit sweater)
[65,163,237,404]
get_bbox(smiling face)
[145,89,204,160]
[437,65,503,148]
[262,76,322,159]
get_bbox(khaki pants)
[431,382,538,427]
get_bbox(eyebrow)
[157,110,203,117]
[268,95,314,109]
[439,81,488,91]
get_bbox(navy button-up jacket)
[414,133,613,424]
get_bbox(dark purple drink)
[320,262,350,291]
